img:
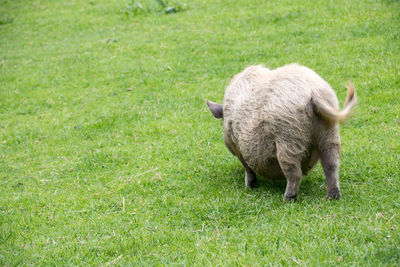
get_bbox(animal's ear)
[206,100,223,119]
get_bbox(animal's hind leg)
[236,153,257,188]
[320,144,341,199]
[280,161,303,201]
[223,131,257,188]
[277,149,303,201]
[244,166,257,188]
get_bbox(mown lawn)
[1,0,399,265]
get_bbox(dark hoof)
[248,180,258,189]
[245,174,258,189]
[245,183,258,189]
[327,188,341,200]
[284,194,298,202]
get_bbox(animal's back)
[222,64,336,178]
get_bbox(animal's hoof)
[327,188,341,200]
[245,183,258,189]
[245,172,258,189]
[284,194,297,202]
[247,180,258,189]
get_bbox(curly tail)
[312,81,357,123]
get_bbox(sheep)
[207,63,356,201]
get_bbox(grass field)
[1,0,399,265]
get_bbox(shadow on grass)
[212,164,325,201]
[183,163,328,228]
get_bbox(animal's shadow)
[220,164,326,200]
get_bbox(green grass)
[1,0,399,265]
